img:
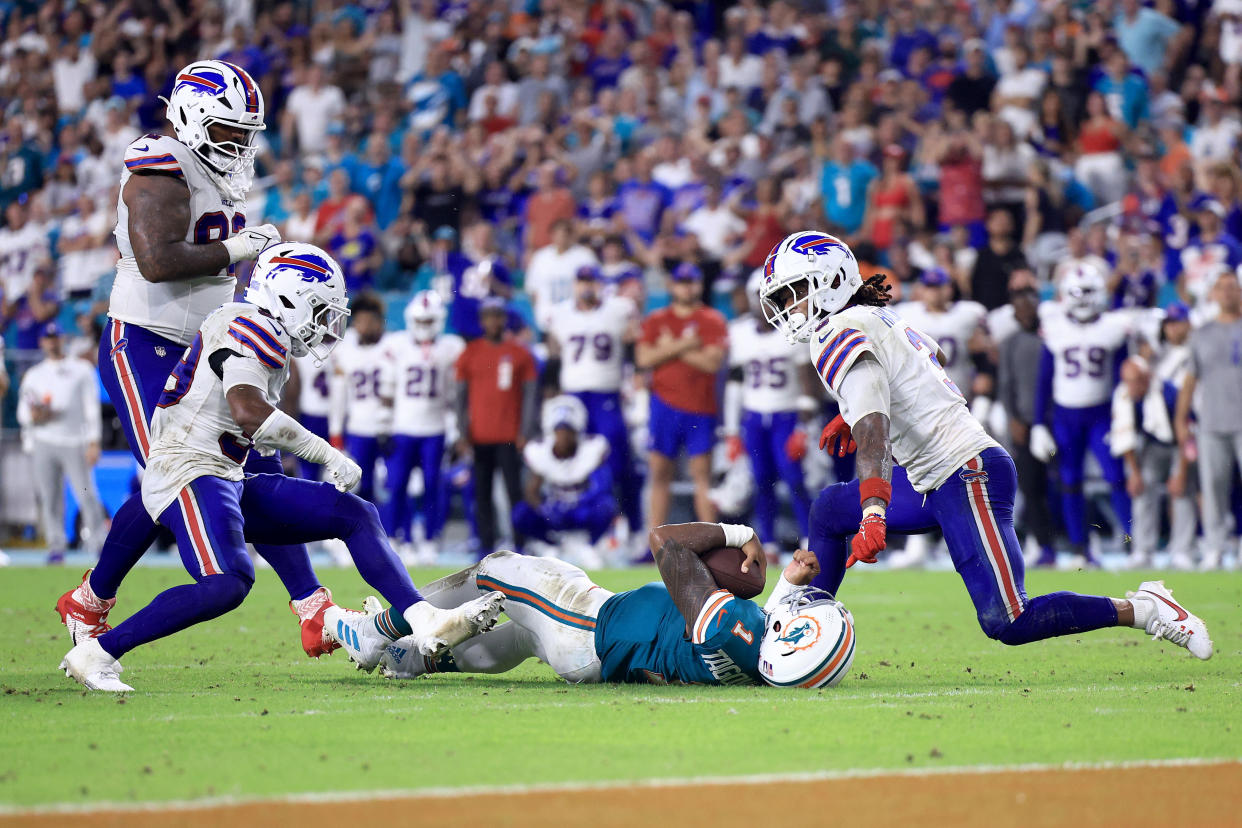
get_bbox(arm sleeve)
[1033,345,1054,426]
[763,572,800,613]
[834,355,891,428]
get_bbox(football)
[702,546,766,599]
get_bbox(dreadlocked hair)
[851,274,893,307]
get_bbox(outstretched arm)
[834,354,893,567]
[649,522,761,637]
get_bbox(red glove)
[329,434,345,450]
[785,428,808,461]
[847,511,887,568]
[725,435,744,462]
[818,415,857,457]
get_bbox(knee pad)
[336,491,383,532]
[978,608,1012,642]
[204,572,251,613]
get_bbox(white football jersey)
[524,433,610,505]
[335,334,394,437]
[728,316,803,414]
[384,333,465,437]
[0,220,49,300]
[294,353,334,419]
[547,296,636,393]
[811,304,998,493]
[893,300,987,396]
[142,303,290,517]
[112,134,242,346]
[1040,305,1131,409]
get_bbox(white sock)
[1129,594,1155,630]
[73,579,110,611]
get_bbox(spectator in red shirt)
[636,264,728,534]
[456,298,539,557]
[524,161,577,255]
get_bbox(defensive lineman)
[59,245,504,691]
[759,231,1212,659]
[56,61,332,650]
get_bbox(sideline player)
[55,61,332,652]
[382,290,464,560]
[289,350,335,480]
[331,291,393,504]
[545,264,643,540]
[1030,263,1133,566]
[368,522,853,689]
[723,270,815,554]
[759,231,1213,660]
[59,245,504,691]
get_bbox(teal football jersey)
[594,583,765,685]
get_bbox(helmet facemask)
[290,294,349,362]
[761,276,816,345]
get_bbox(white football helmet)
[404,290,446,342]
[759,232,861,344]
[245,243,349,362]
[541,394,588,434]
[162,60,265,201]
[758,586,856,689]
[1060,262,1107,322]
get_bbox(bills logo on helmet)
[790,233,850,258]
[775,615,822,652]
[174,68,228,97]
[269,253,334,283]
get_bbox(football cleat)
[323,597,390,673]
[60,638,133,692]
[404,591,506,657]
[56,570,116,645]
[1127,580,1213,660]
[289,587,340,658]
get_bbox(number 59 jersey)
[728,317,803,414]
[143,303,289,518]
[383,333,465,437]
[547,296,636,393]
[1040,305,1131,409]
[810,304,997,493]
[112,134,243,347]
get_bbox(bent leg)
[243,453,321,602]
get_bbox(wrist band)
[859,477,892,506]
[718,523,754,549]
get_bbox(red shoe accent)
[55,571,115,645]
[300,600,340,658]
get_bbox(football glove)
[847,511,887,568]
[785,428,808,461]
[325,449,362,493]
[1030,424,1057,463]
[819,415,857,457]
[222,223,282,264]
[725,435,744,463]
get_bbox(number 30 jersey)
[1040,305,1131,409]
[547,296,636,393]
[112,134,243,346]
[594,584,764,686]
[383,333,465,437]
[728,316,803,414]
[334,333,394,438]
[810,304,997,493]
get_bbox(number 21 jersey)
[384,334,465,437]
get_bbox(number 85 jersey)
[810,304,997,493]
[1040,305,1131,409]
[112,134,243,347]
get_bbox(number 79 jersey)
[382,333,465,437]
[547,296,636,393]
[728,317,803,413]
[809,304,997,493]
[1040,305,1131,409]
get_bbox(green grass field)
[1,566,1238,809]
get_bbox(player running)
[354,522,854,689]
[381,290,464,561]
[1030,263,1134,567]
[759,231,1213,660]
[59,245,504,692]
[55,61,336,655]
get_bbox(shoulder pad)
[223,309,289,371]
[123,135,187,179]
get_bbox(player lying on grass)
[759,231,1213,660]
[59,244,504,692]
[325,522,855,688]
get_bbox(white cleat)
[1168,551,1196,571]
[323,597,391,672]
[1127,580,1213,660]
[404,591,505,657]
[60,638,133,692]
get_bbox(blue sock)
[89,493,161,600]
[96,573,252,659]
[996,592,1119,646]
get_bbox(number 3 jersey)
[1039,305,1131,409]
[810,304,997,493]
[142,303,289,518]
[594,584,764,685]
[382,334,465,437]
[112,134,243,347]
[727,316,803,413]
